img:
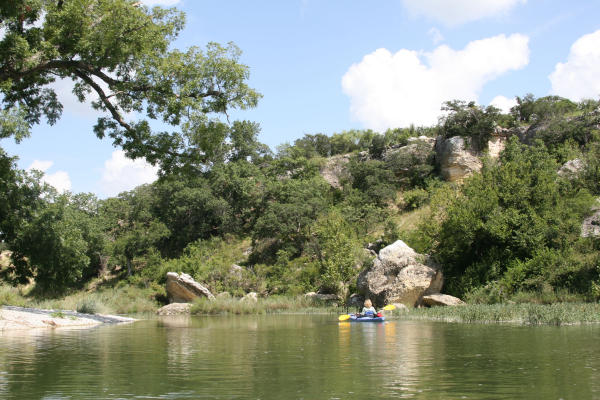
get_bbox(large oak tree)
[0,0,261,172]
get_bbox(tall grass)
[190,295,338,315]
[407,303,600,326]
[0,284,28,307]
[0,283,160,315]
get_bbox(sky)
[2,0,600,197]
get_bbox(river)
[0,314,598,399]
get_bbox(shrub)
[76,298,98,314]
[427,137,594,296]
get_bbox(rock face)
[487,131,507,160]
[422,293,465,307]
[582,199,600,238]
[357,240,443,308]
[558,158,584,178]
[320,154,351,189]
[166,272,215,303]
[435,136,482,182]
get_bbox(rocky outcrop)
[558,158,584,178]
[156,303,192,316]
[422,293,465,307]
[487,129,508,159]
[357,240,443,308]
[0,306,134,330]
[582,199,600,238]
[320,154,351,189]
[166,272,215,303]
[435,136,482,182]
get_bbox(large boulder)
[422,293,465,307]
[435,136,482,182]
[357,240,443,307]
[166,272,215,303]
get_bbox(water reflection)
[0,315,599,399]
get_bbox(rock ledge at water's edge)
[0,306,135,330]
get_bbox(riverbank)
[0,306,135,330]
[403,302,600,326]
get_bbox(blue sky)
[2,0,600,197]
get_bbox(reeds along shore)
[406,303,600,326]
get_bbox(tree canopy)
[0,0,261,172]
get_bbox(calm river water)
[0,314,599,399]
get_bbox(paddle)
[338,304,396,321]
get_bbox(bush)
[400,188,429,210]
[427,137,594,296]
[76,298,98,314]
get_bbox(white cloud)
[27,160,72,193]
[141,0,180,6]
[427,27,444,44]
[402,0,526,26]
[342,34,530,131]
[490,95,517,113]
[100,150,158,197]
[549,29,600,101]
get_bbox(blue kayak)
[349,315,385,322]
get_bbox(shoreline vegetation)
[3,282,600,326]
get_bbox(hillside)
[1,95,600,306]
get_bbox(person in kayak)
[359,299,377,317]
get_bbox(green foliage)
[347,159,396,207]
[312,211,361,296]
[147,237,253,296]
[429,137,594,296]
[0,148,46,247]
[400,188,430,210]
[579,141,600,194]
[101,186,169,275]
[440,100,503,151]
[511,94,578,122]
[11,193,106,292]
[252,177,331,261]
[76,298,98,314]
[384,142,435,188]
[0,1,261,172]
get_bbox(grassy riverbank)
[190,296,338,315]
[0,282,338,316]
[0,283,160,315]
[405,303,600,326]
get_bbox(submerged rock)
[166,272,215,303]
[357,240,443,308]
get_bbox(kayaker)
[359,299,376,317]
